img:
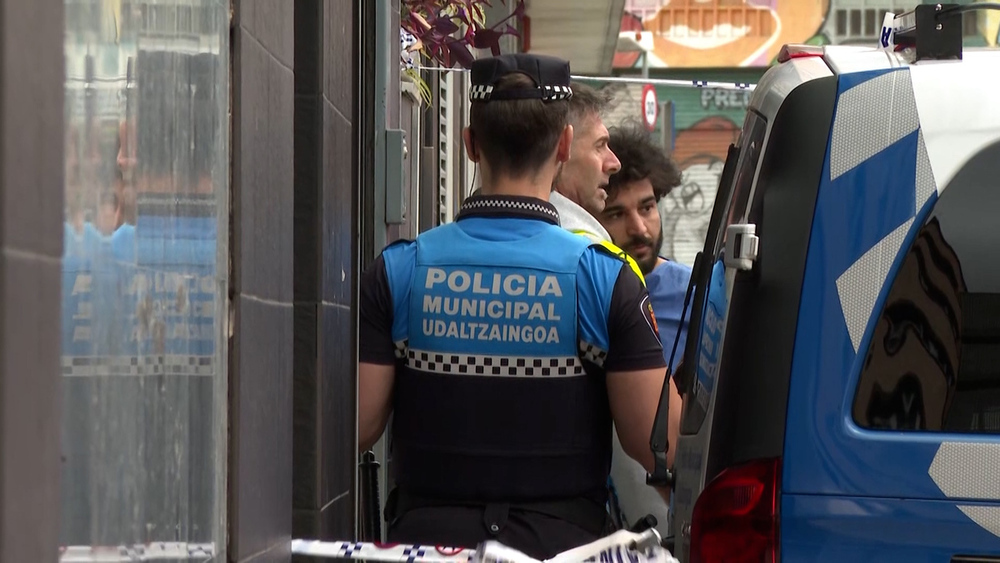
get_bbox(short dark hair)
[567,81,611,129]
[469,72,569,178]
[606,121,683,201]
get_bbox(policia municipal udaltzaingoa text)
[358,53,670,560]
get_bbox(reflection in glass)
[854,142,1000,434]
[854,218,967,431]
[61,0,228,558]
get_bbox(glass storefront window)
[61,0,229,559]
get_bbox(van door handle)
[952,556,1000,562]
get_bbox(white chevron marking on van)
[928,442,1000,500]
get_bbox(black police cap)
[469,53,573,103]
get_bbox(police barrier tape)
[55,529,675,563]
[417,65,756,92]
[58,542,215,562]
[290,528,679,563]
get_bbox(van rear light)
[690,457,781,563]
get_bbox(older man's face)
[556,113,621,215]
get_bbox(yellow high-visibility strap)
[570,229,646,286]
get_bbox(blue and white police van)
[664,5,1000,561]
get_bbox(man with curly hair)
[598,120,691,535]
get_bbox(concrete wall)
[231,1,296,560]
[292,0,359,543]
[0,0,65,560]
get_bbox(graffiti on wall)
[599,82,746,265]
[616,0,1000,69]
[615,0,830,68]
[657,117,740,265]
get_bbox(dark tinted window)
[853,142,1000,434]
[725,110,768,239]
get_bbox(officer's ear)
[462,127,480,163]
[555,124,573,164]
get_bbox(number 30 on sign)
[642,84,658,131]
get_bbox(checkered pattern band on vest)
[403,347,584,378]
[460,197,559,222]
[578,340,608,367]
[392,339,608,376]
[394,340,407,359]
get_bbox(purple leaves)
[434,17,459,35]
[449,43,476,67]
[471,28,502,55]
[401,0,525,69]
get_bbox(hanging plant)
[401,0,526,105]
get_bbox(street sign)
[642,83,658,131]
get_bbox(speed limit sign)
[641,84,658,131]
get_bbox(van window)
[852,142,1000,434]
[681,109,768,431]
[725,110,768,235]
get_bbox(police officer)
[358,54,668,560]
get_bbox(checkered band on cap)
[405,348,584,378]
[470,84,494,101]
[541,85,572,101]
[468,84,572,102]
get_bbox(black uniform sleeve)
[604,264,668,372]
[359,254,397,365]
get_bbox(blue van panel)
[782,493,1000,561]
[782,68,964,501]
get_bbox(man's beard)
[626,230,664,275]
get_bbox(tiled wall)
[0,0,65,560]
[292,0,358,543]
[232,0,296,561]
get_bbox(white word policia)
[422,268,565,344]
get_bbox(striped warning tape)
[56,530,672,561]
[291,540,475,562]
[290,528,677,562]
[417,65,757,91]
